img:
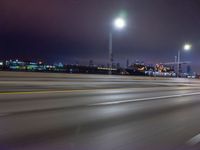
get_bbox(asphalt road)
[1,71,200,150]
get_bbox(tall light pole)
[177,44,192,77]
[109,17,126,75]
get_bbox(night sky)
[1,0,200,71]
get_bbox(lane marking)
[90,92,200,106]
[0,86,200,96]
[0,87,165,95]
[1,91,200,117]
[187,133,200,146]
[0,89,102,95]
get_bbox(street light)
[114,18,126,29]
[183,44,192,51]
[109,17,126,75]
[177,44,192,77]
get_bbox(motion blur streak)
[1,72,200,150]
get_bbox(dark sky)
[1,0,200,70]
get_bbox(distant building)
[58,62,63,67]
[117,63,120,69]
[26,62,38,70]
[187,65,192,75]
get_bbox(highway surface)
[1,71,200,150]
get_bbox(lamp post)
[109,17,126,75]
[177,44,192,77]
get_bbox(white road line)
[90,92,200,106]
[187,133,200,146]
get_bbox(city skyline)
[1,0,200,71]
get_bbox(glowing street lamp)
[109,17,126,74]
[114,18,126,29]
[177,43,192,77]
[183,44,192,51]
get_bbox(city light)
[113,17,126,29]
[183,44,192,51]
